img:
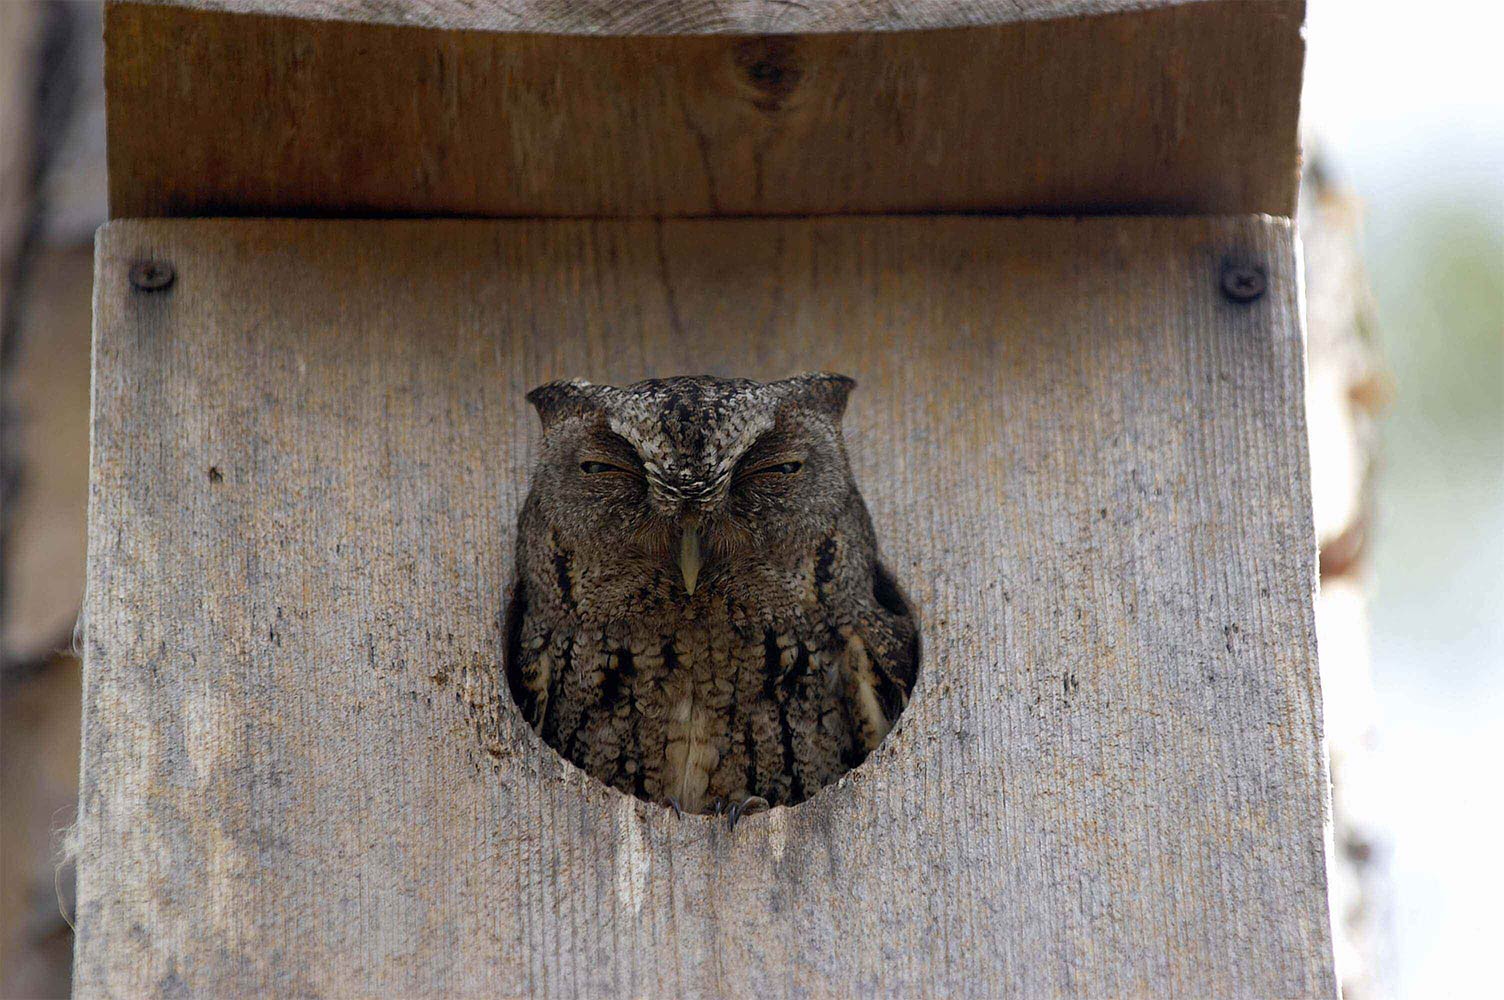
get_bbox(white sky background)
[1304,0,1504,194]
[1303,2,1504,998]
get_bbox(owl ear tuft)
[780,372,856,421]
[526,379,600,430]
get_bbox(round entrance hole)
[500,373,922,814]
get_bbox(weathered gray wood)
[77,216,1333,997]
[104,0,1305,219]
[113,0,1236,33]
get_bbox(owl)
[504,373,919,818]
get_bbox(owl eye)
[745,460,803,477]
[579,460,634,475]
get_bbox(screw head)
[1221,263,1266,303]
[129,260,175,292]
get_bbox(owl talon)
[667,797,685,819]
[727,795,770,830]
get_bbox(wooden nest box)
[77,1,1332,996]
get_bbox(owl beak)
[678,525,703,596]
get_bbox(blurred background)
[1,1,1499,997]
[1303,2,1504,997]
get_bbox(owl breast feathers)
[505,373,919,814]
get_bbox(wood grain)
[76,216,1333,997]
[104,0,1304,219]
[113,0,1236,34]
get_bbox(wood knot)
[733,36,803,113]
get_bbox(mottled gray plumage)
[505,373,918,815]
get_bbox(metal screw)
[1220,263,1266,303]
[129,260,175,292]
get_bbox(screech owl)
[504,373,919,818]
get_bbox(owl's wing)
[503,581,554,732]
[842,559,921,752]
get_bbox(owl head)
[524,373,857,600]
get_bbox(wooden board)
[104,0,1305,219]
[76,216,1333,997]
[110,0,1237,33]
